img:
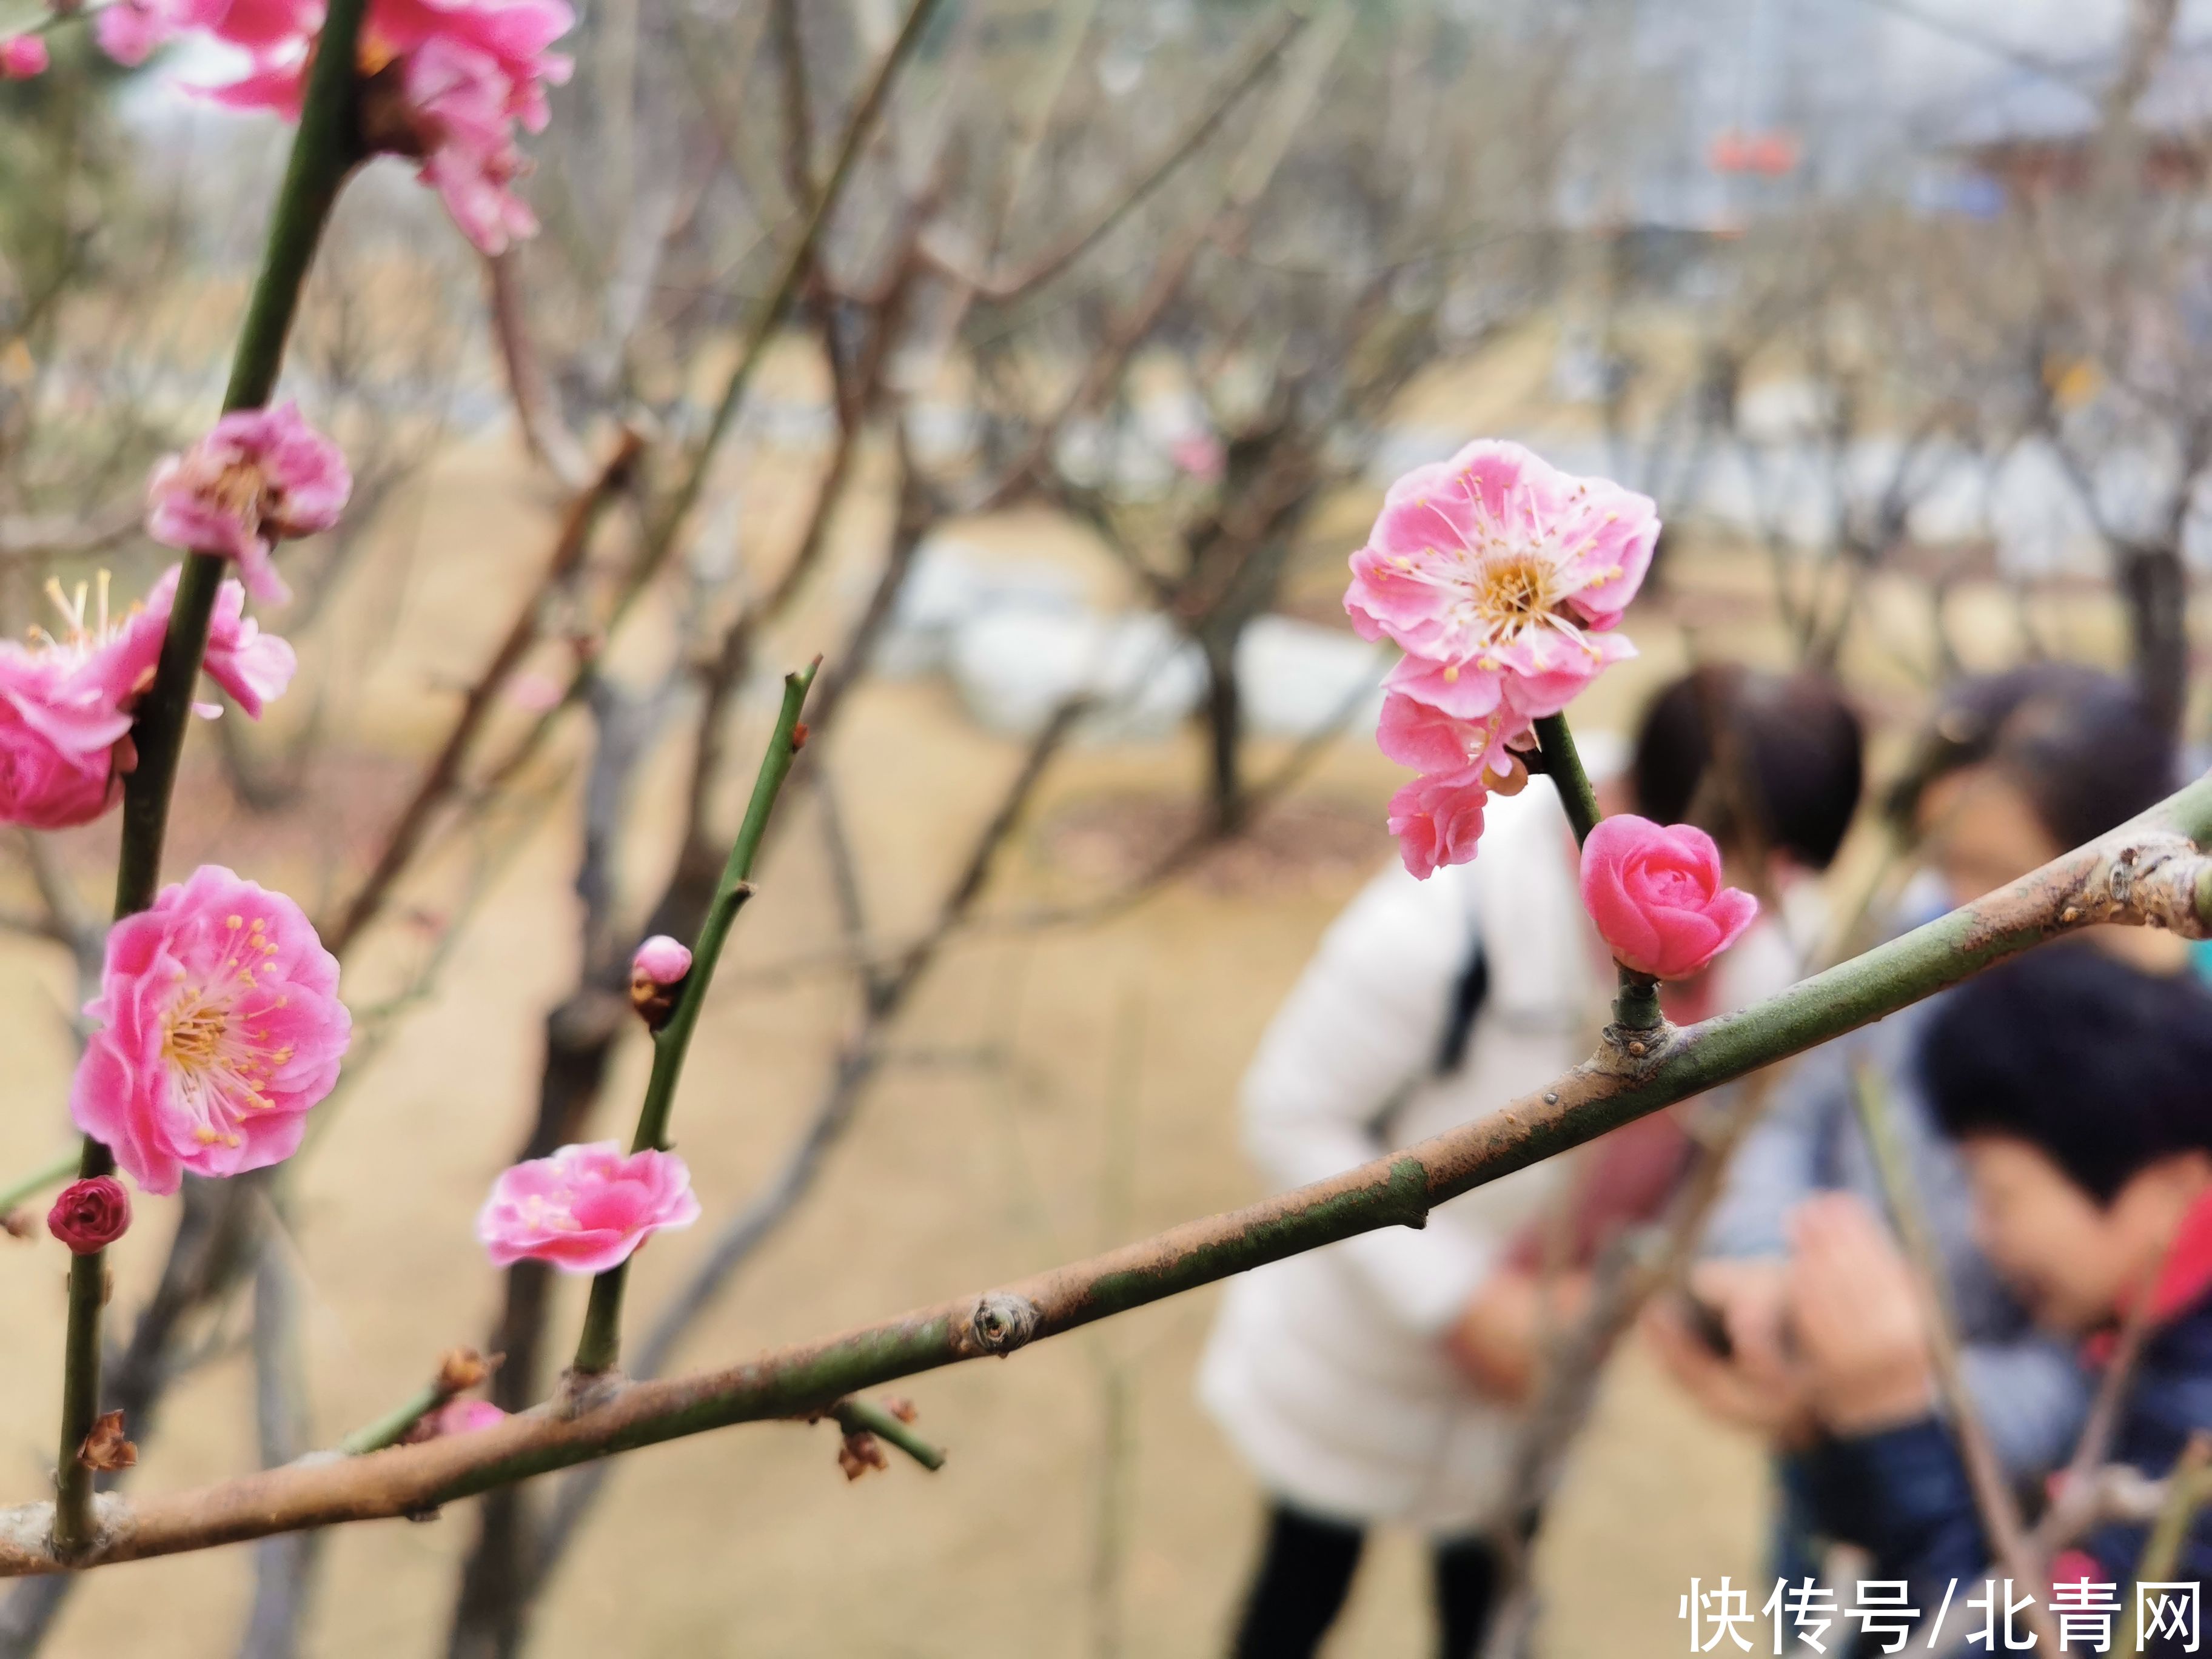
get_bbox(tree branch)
[5,777,2211,1573]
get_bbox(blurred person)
[1652,664,2184,1572]
[1200,667,1863,1659]
[1792,946,2212,1641]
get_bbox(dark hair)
[1922,945,2212,1204]
[1888,665,2176,853]
[1632,666,1865,871]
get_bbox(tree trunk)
[446,993,625,1659]
[2121,541,2190,736]
[1198,625,1243,835]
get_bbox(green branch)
[50,0,370,1558]
[571,662,820,1376]
[1529,711,1662,1028]
[8,771,2210,1574]
[1531,712,1600,846]
[830,1396,945,1472]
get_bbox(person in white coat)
[1200,668,1866,1659]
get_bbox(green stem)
[571,662,819,1375]
[571,1262,629,1376]
[337,1382,447,1457]
[50,0,370,1558]
[830,1397,945,1472]
[1530,711,1660,1030]
[1612,975,1662,1032]
[0,1147,87,1219]
[1531,712,1600,848]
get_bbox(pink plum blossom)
[396,35,541,255]
[0,35,48,77]
[0,584,139,831]
[145,403,350,604]
[170,0,572,253]
[1346,440,1658,722]
[1578,815,1758,981]
[0,568,294,830]
[70,865,349,1195]
[1387,768,1492,881]
[477,1142,699,1275]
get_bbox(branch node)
[1596,1017,1678,1077]
[959,1292,1040,1358]
[552,1367,628,1419]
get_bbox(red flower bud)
[47,1177,130,1255]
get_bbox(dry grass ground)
[0,406,2172,1657]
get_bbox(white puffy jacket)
[1198,780,1602,1533]
[1198,780,1813,1533]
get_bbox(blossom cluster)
[1344,440,1658,877]
[0,403,340,833]
[92,0,573,254]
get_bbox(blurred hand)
[1640,1265,1814,1444]
[1786,1193,1935,1435]
[1444,1269,1591,1403]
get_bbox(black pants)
[1230,1504,1498,1659]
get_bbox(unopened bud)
[629,935,692,1032]
[436,1347,492,1395]
[47,1178,130,1256]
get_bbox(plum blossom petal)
[477,1141,700,1275]
[1387,767,1492,880]
[1578,814,1758,980]
[70,865,349,1195]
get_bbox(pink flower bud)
[429,1398,508,1436]
[47,1178,130,1255]
[1,35,49,78]
[631,935,692,985]
[629,934,691,1030]
[1578,815,1758,980]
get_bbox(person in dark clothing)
[1789,946,2212,1649]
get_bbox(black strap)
[1434,937,1489,1076]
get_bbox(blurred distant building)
[1943,39,2212,201]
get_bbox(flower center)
[1469,551,1557,632]
[24,572,121,660]
[157,913,290,1148]
[161,1003,228,1070]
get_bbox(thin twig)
[571,661,819,1374]
[1852,1065,2057,1649]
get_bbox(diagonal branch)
[4,776,2212,1574]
